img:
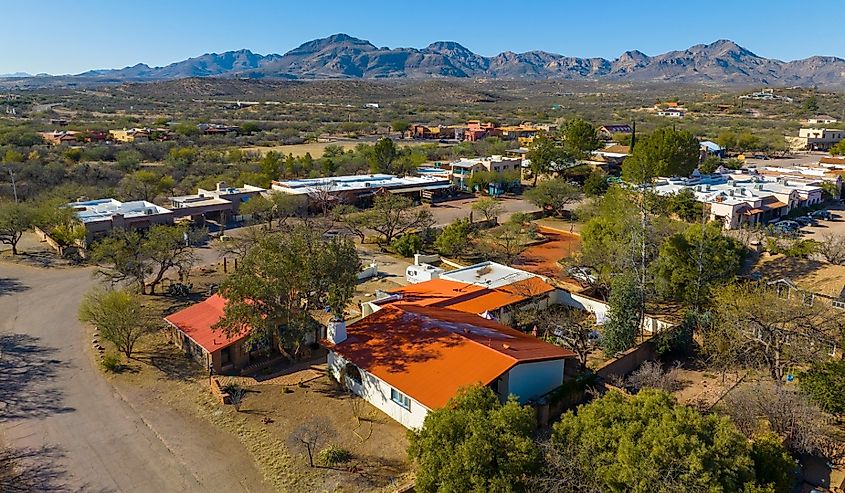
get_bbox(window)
[344,363,362,385]
[391,388,411,410]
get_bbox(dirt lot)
[514,226,580,279]
[112,328,411,493]
[753,252,845,297]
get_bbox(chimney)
[327,320,347,344]
[216,181,227,192]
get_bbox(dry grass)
[754,252,845,297]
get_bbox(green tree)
[240,195,275,228]
[802,94,819,113]
[391,233,422,257]
[435,218,473,258]
[562,118,601,160]
[143,225,197,294]
[525,178,581,217]
[215,226,360,357]
[716,129,738,150]
[622,127,700,184]
[602,274,641,355]
[544,390,768,493]
[369,138,398,174]
[798,359,845,415]
[654,222,745,307]
[358,194,434,244]
[116,150,142,171]
[471,196,503,222]
[91,225,196,294]
[698,155,723,174]
[583,171,609,197]
[0,201,36,255]
[526,136,567,186]
[119,170,175,202]
[750,433,797,493]
[63,147,82,164]
[829,139,845,156]
[408,385,539,493]
[666,188,704,222]
[78,289,159,358]
[391,119,411,137]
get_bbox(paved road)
[0,262,272,492]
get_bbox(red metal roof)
[327,304,574,409]
[386,276,555,315]
[164,294,249,353]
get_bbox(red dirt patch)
[514,227,580,279]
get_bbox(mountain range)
[8,34,845,87]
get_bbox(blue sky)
[3,0,843,74]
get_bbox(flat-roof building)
[68,198,174,245]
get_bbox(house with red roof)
[324,304,575,429]
[164,294,254,374]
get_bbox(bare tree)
[626,361,682,393]
[288,417,335,467]
[537,306,595,367]
[817,233,845,265]
[721,383,845,465]
[711,283,843,385]
[527,440,603,493]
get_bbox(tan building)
[788,128,845,151]
[109,128,151,143]
[39,130,78,145]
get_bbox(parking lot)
[790,203,845,240]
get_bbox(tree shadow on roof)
[0,333,74,421]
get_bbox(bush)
[100,353,124,373]
[391,233,422,258]
[318,445,352,466]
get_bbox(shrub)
[391,233,422,258]
[318,445,352,466]
[100,353,124,373]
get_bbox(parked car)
[566,266,597,285]
[794,216,815,227]
[811,209,832,220]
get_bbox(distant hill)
[5,34,845,88]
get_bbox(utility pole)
[7,167,17,203]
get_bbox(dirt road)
[0,262,272,492]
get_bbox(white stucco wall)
[505,359,566,403]
[328,352,429,429]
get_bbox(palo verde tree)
[408,385,540,493]
[537,389,785,493]
[215,225,360,359]
[78,288,159,358]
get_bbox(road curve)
[0,262,272,492]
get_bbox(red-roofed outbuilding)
[164,294,253,374]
